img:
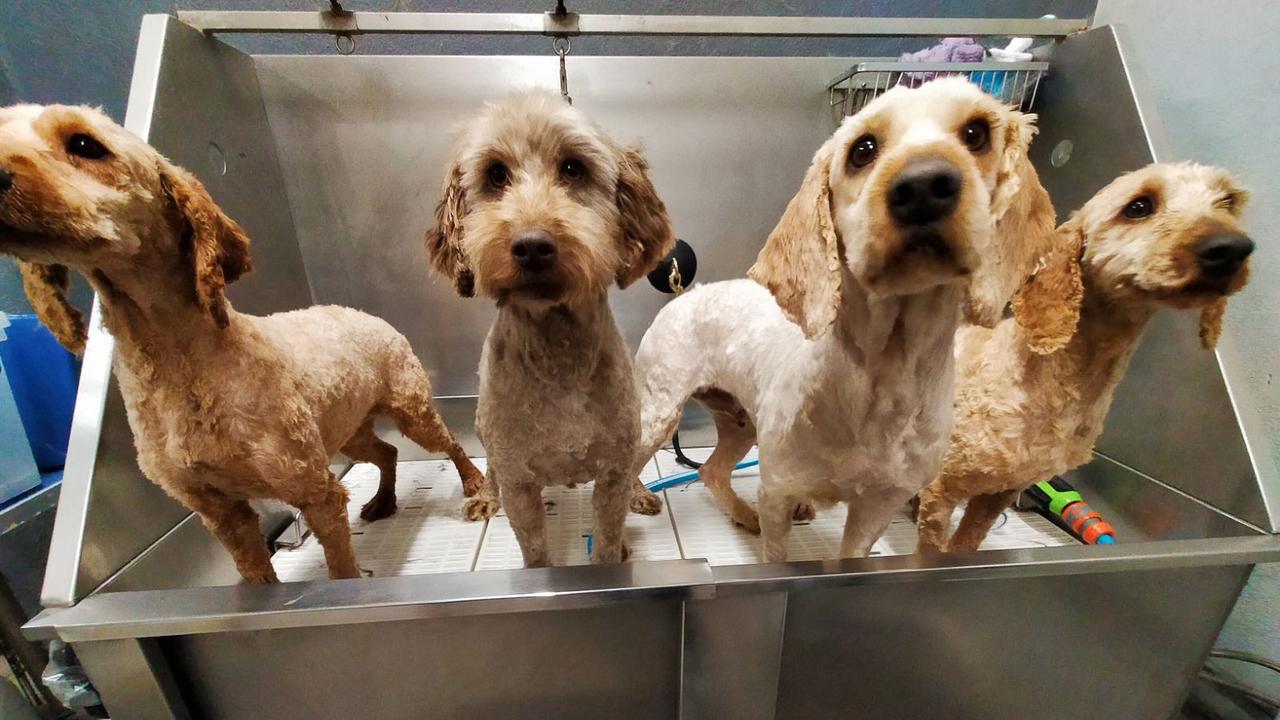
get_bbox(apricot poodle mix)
[428,91,673,567]
[0,104,495,583]
[917,162,1254,553]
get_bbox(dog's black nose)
[0,166,12,194]
[1195,232,1254,277]
[887,158,961,226]
[511,229,557,272]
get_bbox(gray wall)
[1094,0,1280,706]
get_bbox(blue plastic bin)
[0,314,79,470]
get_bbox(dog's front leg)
[501,479,550,568]
[297,474,362,579]
[840,486,913,558]
[758,479,798,563]
[176,485,279,584]
[591,470,631,564]
[915,480,959,553]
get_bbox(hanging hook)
[335,33,356,55]
[554,35,572,105]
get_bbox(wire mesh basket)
[829,59,1049,122]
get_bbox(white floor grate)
[271,448,1075,581]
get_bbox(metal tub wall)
[22,14,1280,720]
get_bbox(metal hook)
[553,35,572,105]
[336,33,356,55]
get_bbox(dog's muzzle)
[887,157,961,227]
[1194,232,1253,281]
[511,228,557,274]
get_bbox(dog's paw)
[732,509,761,535]
[463,495,500,521]
[359,494,398,522]
[630,489,663,515]
[792,503,816,522]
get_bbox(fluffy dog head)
[426,91,674,310]
[1027,162,1254,350]
[749,77,1056,338]
[0,104,251,352]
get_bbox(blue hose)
[586,459,760,554]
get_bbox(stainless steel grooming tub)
[24,12,1280,720]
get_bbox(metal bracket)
[544,9,580,36]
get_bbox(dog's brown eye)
[486,162,510,189]
[560,158,585,181]
[849,134,878,168]
[960,120,989,152]
[67,133,110,160]
[1123,196,1155,219]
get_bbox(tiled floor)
[271,448,1075,582]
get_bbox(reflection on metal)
[175,11,1087,39]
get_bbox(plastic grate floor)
[271,448,1076,582]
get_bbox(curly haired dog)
[916,162,1254,553]
[426,92,674,567]
[0,104,495,583]
[629,78,1059,562]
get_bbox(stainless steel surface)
[681,593,787,720]
[0,482,58,618]
[177,11,1087,38]
[74,638,191,720]
[27,560,713,642]
[1067,453,1267,540]
[27,17,1280,720]
[256,54,856,454]
[1031,26,1274,532]
[41,15,316,606]
[772,563,1251,720]
[165,600,684,720]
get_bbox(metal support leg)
[681,592,787,720]
[74,638,191,720]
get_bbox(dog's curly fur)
[426,92,674,567]
[629,78,1058,561]
[0,104,495,583]
[916,162,1254,553]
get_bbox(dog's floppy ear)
[748,138,841,338]
[425,161,475,297]
[613,146,675,289]
[18,261,87,354]
[965,110,1057,328]
[159,162,252,329]
[1012,214,1084,354]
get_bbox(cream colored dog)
[917,162,1254,552]
[0,104,496,583]
[630,78,1059,561]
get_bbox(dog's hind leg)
[630,333,709,515]
[840,486,911,558]
[383,359,498,520]
[946,488,1019,553]
[694,390,761,532]
[341,417,401,522]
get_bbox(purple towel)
[898,37,986,86]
